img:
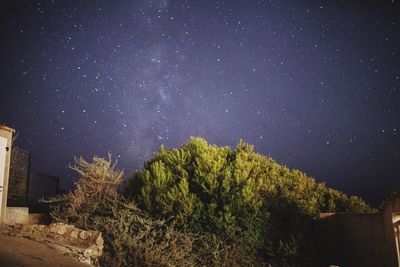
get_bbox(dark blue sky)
[1,0,399,206]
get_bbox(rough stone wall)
[8,146,30,206]
[17,223,103,266]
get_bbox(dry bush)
[69,154,122,209]
[45,155,195,267]
[93,200,194,267]
[193,232,266,267]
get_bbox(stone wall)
[17,223,103,265]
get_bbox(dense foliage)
[125,137,373,265]
[126,137,371,230]
[47,138,374,266]
[46,154,256,266]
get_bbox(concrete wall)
[317,213,397,267]
[0,125,14,223]
[8,146,30,206]
[4,208,50,225]
[4,207,29,225]
[4,208,50,226]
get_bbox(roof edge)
[0,124,16,133]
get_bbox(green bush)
[126,137,372,231]
[46,137,374,267]
[125,137,373,265]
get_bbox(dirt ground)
[0,235,92,267]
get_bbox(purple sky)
[1,0,400,206]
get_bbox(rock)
[49,223,67,235]
[37,224,47,233]
[78,230,91,240]
[70,230,79,239]
[95,233,104,246]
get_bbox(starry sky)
[1,0,399,206]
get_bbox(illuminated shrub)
[126,137,373,265]
[47,138,373,266]
[126,137,372,235]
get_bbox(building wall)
[317,213,397,267]
[7,146,30,206]
[0,125,14,223]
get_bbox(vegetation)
[47,137,373,266]
[46,155,195,266]
[126,137,373,265]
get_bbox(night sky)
[1,1,399,206]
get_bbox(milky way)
[1,0,400,205]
